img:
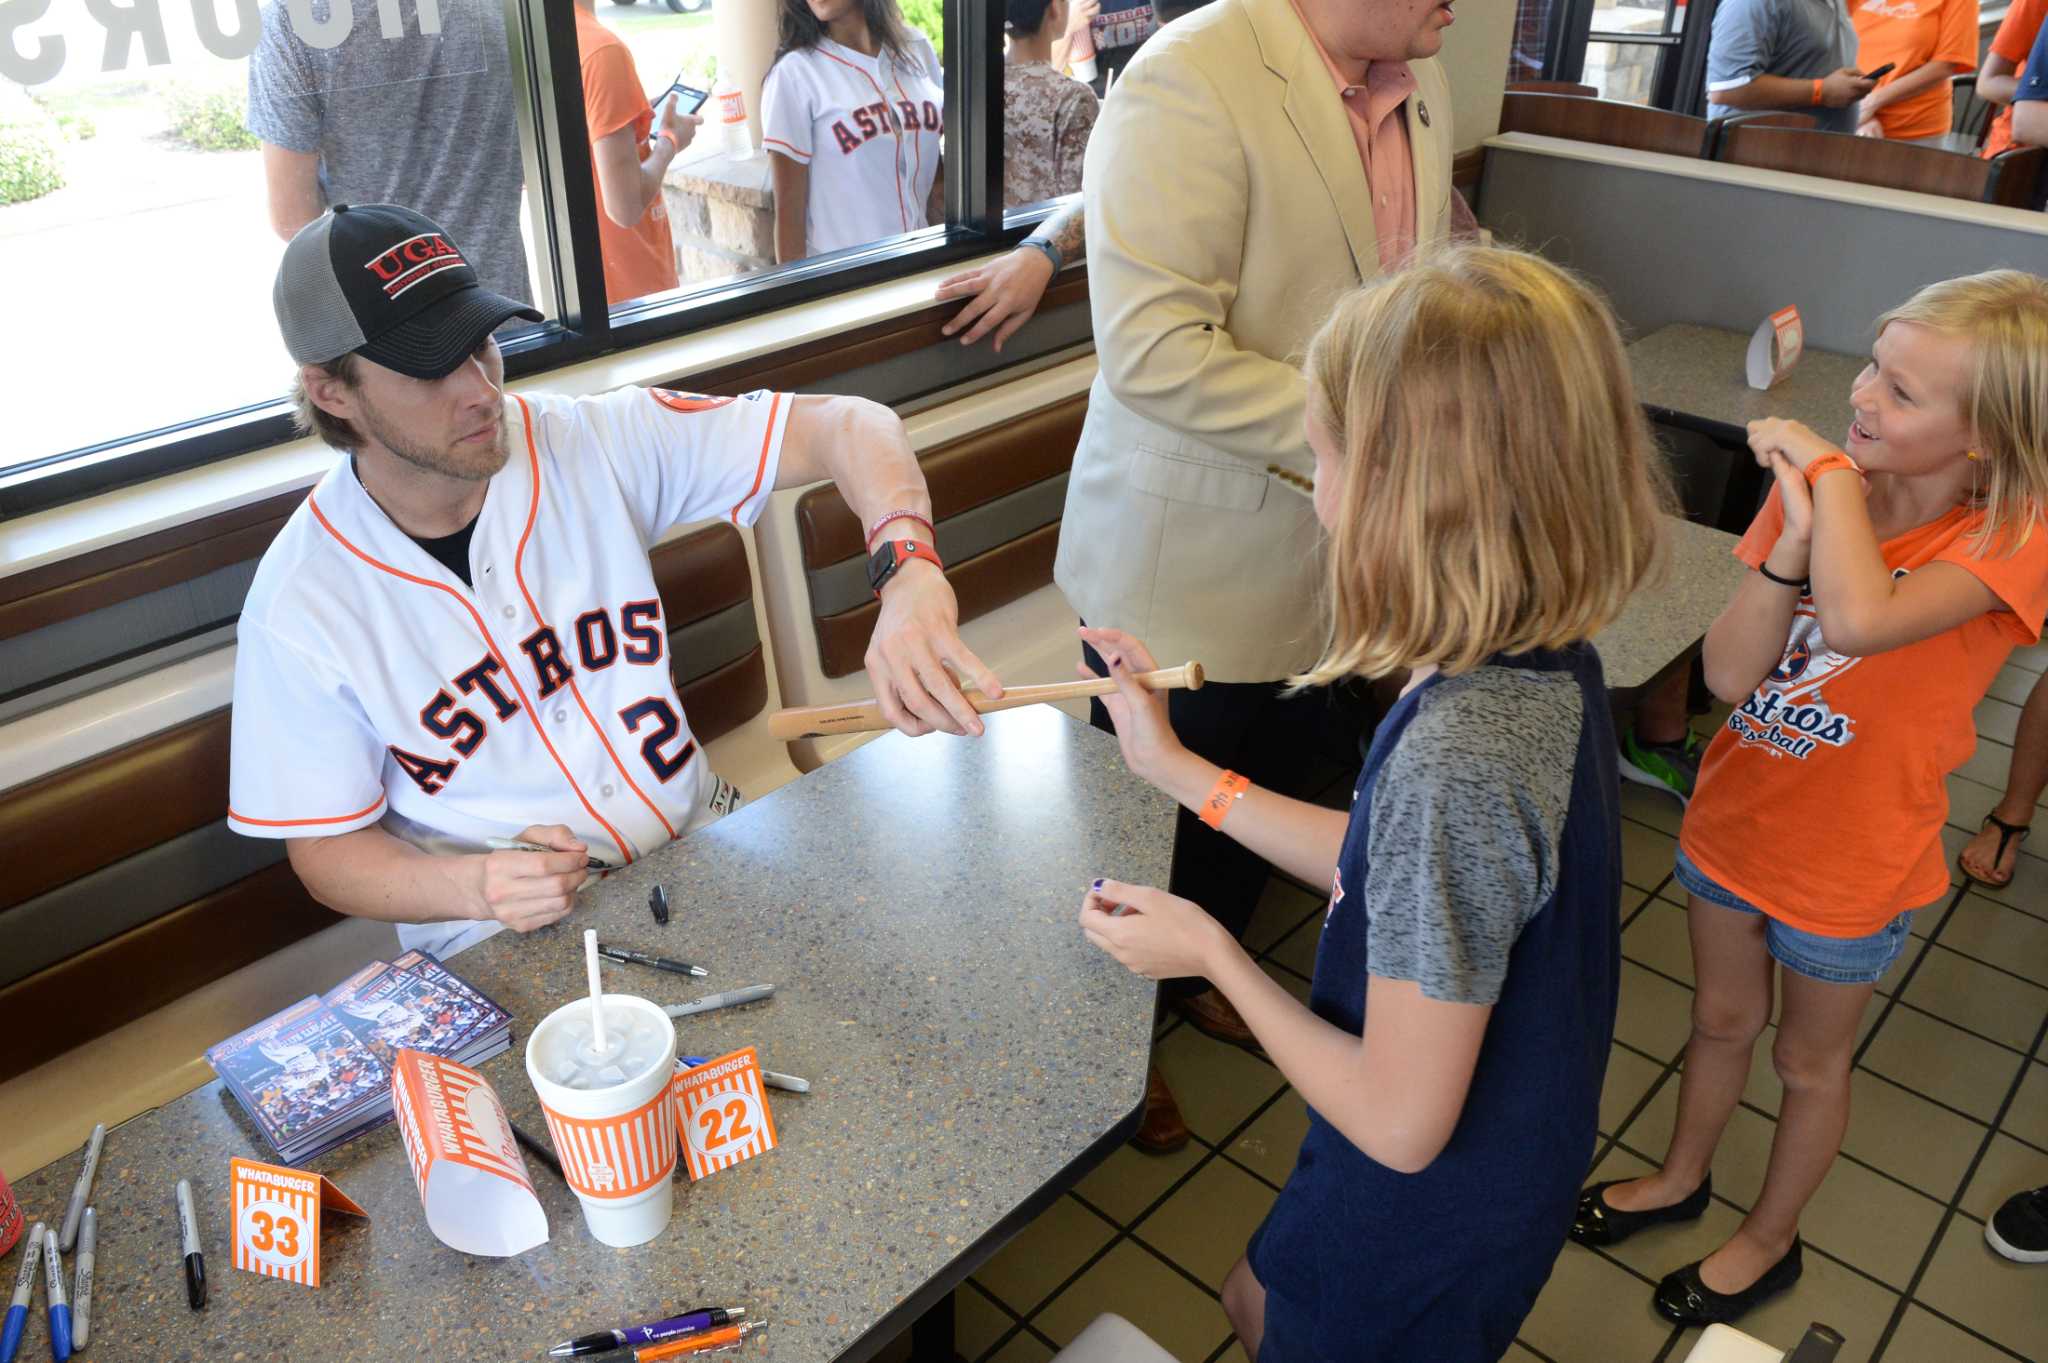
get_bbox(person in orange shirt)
[1570,270,2048,1327]
[573,0,699,306]
[1976,0,2048,158]
[1849,0,1979,141]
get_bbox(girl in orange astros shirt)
[1571,270,2048,1325]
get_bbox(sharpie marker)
[484,837,614,872]
[174,1179,206,1310]
[69,1211,93,1353]
[549,1306,748,1357]
[58,1125,104,1254]
[41,1228,69,1363]
[663,985,774,1019]
[679,1057,810,1094]
[636,1321,763,1362]
[1,1222,43,1363]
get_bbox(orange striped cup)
[525,995,679,1247]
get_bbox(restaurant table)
[3,707,1173,1363]
[1592,513,1746,695]
[1628,323,1868,533]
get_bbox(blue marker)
[40,1227,69,1362]
[1,1222,42,1363]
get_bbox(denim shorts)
[1673,849,1914,986]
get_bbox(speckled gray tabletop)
[1628,323,1870,442]
[4,708,1172,1363]
[1593,514,1747,690]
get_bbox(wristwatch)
[866,538,943,598]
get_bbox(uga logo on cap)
[364,232,467,300]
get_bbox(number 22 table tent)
[672,1048,780,1181]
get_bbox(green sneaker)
[1619,726,1703,806]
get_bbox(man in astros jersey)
[229,203,999,959]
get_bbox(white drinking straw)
[584,929,608,1055]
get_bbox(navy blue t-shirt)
[1246,647,1621,1363]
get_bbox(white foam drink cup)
[526,994,680,1247]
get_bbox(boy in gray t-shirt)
[1705,0,1869,134]
[248,0,532,311]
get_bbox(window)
[0,0,1022,518]
[1515,0,1715,112]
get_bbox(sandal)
[1963,814,2031,889]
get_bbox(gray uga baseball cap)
[274,203,543,380]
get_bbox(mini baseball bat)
[767,661,1205,740]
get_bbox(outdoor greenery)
[900,0,944,56]
[168,85,259,152]
[0,88,63,205]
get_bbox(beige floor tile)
[1602,1043,1669,1139]
[2009,639,2048,673]
[1976,696,2023,746]
[1793,1153,1947,1290]
[1518,1244,1673,1362]
[1938,896,2048,987]
[1502,1347,1547,1362]
[1620,779,1685,836]
[1588,1146,1746,1283]
[1623,897,1696,985]
[1133,1158,1278,1291]
[988,1332,1056,1363]
[1960,1134,2048,1224]
[1229,1090,1308,1187]
[2004,1062,2048,1150]
[1860,1007,2030,1125]
[1221,1339,1251,1363]
[1623,819,1680,894]
[1075,1138,1207,1228]
[1914,1215,2048,1363]
[1839,1070,1988,1203]
[1152,1026,1287,1146]
[1951,775,2006,835]
[1618,1080,1769,1205]
[1954,844,2048,916]
[1883,1304,2030,1363]
[958,1285,1020,1360]
[1956,734,2016,787]
[1615,960,1697,1061]
[972,1194,1118,1315]
[1896,945,2048,1052]
[1033,1239,1229,1362]
[1939,823,1975,889]
[1669,1250,1897,1363]
[1266,915,1322,980]
[1244,878,1321,956]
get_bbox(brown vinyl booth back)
[0,522,768,1081]
[793,395,1088,679]
[1715,123,2048,209]
[1498,92,1713,158]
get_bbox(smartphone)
[1861,62,1896,82]
[664,79,712,116]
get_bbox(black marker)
[174,1179,205,1310]
[597,945,707,979]
[648,884,671,927]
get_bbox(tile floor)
[889,645,2048,1363]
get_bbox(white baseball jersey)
[760,34,944,257]
[228,385,792,960]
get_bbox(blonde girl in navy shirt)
[1077,247,1670,1361]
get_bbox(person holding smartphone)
[1704,0,1874,133]
[574,0,702,305]
[1850,0,1979,141]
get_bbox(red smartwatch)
[866,538,943,598]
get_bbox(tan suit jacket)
[1055,0,1456,682]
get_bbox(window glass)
[1585,38,1663,103]
[0,0,551,475]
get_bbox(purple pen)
[548,1307,749,1357]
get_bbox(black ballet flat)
[1653,1238,1804,1326]
[1568,1176,1712,1247]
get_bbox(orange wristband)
[1804,452,1861,487]
[1811,78,1824,106]
[1199,770,1251,831]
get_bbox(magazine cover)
[248,1005,389,1152]
[391,949,510,1055]
[206,996,323,1119]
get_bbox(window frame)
[1539,0,1720,113]
[0,0,1045,521]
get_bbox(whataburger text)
[1,0,446,87]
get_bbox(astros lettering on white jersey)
[760,33,943,257]
[228,385,792,959]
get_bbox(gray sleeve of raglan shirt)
[1362,667,1584,1006]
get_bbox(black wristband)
[1756,561,1807,592]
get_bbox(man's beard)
[359,397,510,482]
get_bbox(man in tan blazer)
[1057,0,1460,1150]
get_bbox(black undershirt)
[411,516,479,588]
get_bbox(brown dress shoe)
[1175,987,1261,1050]
[1132,1063,1191,1154]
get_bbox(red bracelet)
[865,510,935,551]
[1199,770,1252,831]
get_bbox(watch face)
[866,540,899,594]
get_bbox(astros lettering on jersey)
[761,33,944,256]
[227,385,791,960]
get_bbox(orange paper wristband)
[1811,78,1823,106]
[1804,452,1861,487]
[1199,770,1251,831]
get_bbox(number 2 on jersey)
[619,698,697,782]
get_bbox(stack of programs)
[206,950,513,1164]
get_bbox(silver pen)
[59,1123,104,1253]
[761,1071,811,1094]
[663,984,775,1018]
[72,1209,95,1352]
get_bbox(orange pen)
[635,1321,764,1361]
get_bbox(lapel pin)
[1417,100,1431,128]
